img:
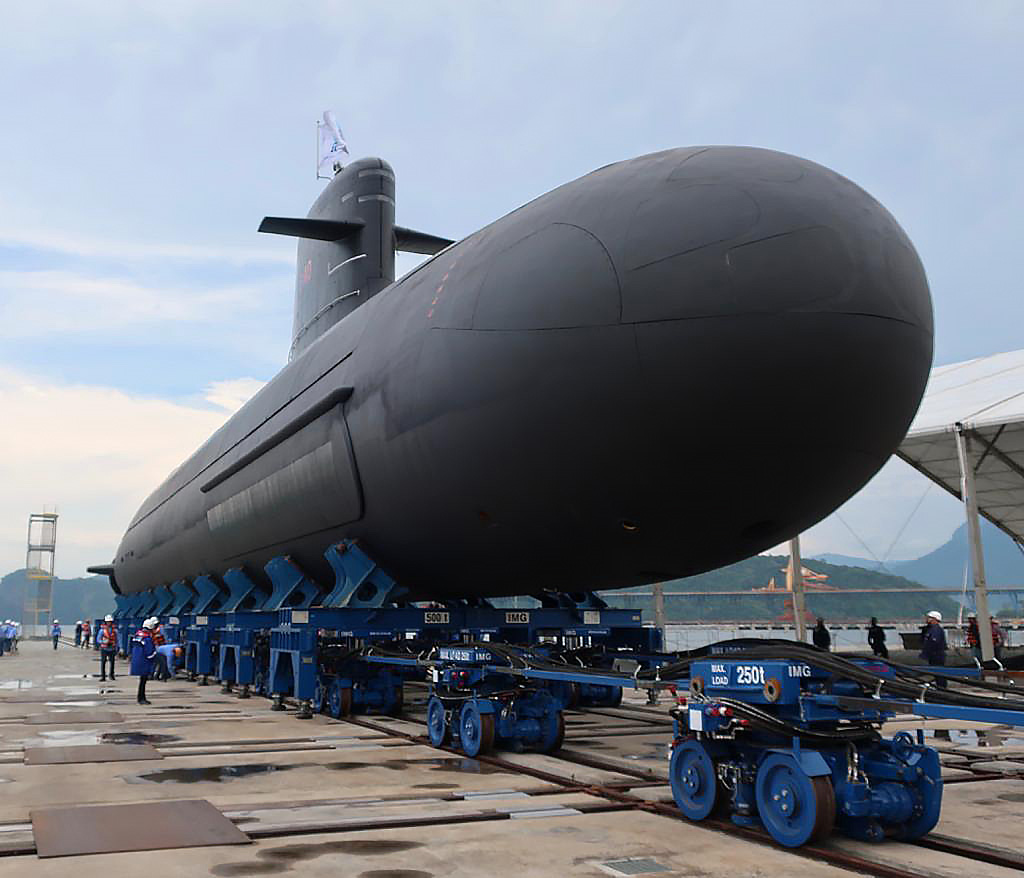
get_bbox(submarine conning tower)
[258,157,454,360]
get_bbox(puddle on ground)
[411,783,459,790]
[125,763,296,784]
[325,757,500,775]
[99,732,181,745]
[0,681,33,690]
[999,793,1024,802]
[210,840,426,876]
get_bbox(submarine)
[92,145,933,605]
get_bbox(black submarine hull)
[109,146,933,601]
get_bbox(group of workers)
[73,619,92,648]
[811,610,1008,668]
[129,617,182,704]
[0,620,20,655]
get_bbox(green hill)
[0,570,117,625]
[599,555,960,622]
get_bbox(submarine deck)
[0,640,1023,877]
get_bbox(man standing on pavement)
[81,619,91,649]
[98,614,118,682]
[130,618,158,704]
[74,621,82,648]
[51,619,61,650]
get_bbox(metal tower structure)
[25,509,58,638]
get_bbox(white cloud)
[203,376,265,413]
[0,268,276,339]
[0,366,237,578]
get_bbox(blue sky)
[1,1,1021,576]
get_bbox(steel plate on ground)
[31,799,250,857]
[24,743,163,764]
[25,710,124,724]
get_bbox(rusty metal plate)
[25,710,123,724]
[31,799,250,857]
[24,743,162,765]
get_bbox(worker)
[98,614,118,682]
[81,618,92,649]
[965,613,981,663]
[812,618,831,651]
[149,617,169,680]
[921,610,948,684]
[130,618,158,705]
[51,619,61,650]
[12,621,19,653]
[74,621,83,647]
[991,617,1005,662]
[868,617,888,659]
[154,642,181,681]
[0,621,9,656]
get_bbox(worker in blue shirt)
[0,621,10,655]
[130,619,158,704]
[51,620,61,650]
[920,610,948,688]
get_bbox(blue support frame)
[150,585,176,617]
[220,568,267,613]
[322,540,407,608]
[168,580,197,616]
[191,574,226,615]
[263,556,322,611]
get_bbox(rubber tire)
[459,702,495,757]
[427,696,448,747]
[755,754,835,847]
[539,710,565,754]
[669,740,723,821]
[328,682,353,719]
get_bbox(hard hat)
[105,614,113,622]
[927,610,942,621]
[142,619,156,630]
[53,619,59,623]
[968,612,977,619]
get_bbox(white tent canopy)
[897,349,1024,545]
[895,349,1024,662]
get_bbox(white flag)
[318,110,350,175]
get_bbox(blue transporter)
[669,657,944,847]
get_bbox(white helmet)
[142,618,156,630]
[105,614,114,622]
[927,610,942,621]
[53,619,59,623]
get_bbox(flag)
[318,110,350,175]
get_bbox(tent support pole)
[955,423,996,663]
[788,535,807,642]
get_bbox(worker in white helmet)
[51,619,62,650]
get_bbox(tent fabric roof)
[896,349,1024,545]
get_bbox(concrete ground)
[0,639,1021,876]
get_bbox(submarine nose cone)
[619,146,933,568]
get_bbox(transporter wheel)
[539,710,565,754]
[312,679,326,714]
[427,696,449,747]
[669,740,724,821]
[328,682,353,719]
[459,702,495,758]
[754,754,835,847]
[385,685,404,717]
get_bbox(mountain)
[809,521,1024,605]
[598,554,958,622]
[0,570,116,625]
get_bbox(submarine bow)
[101,145,933,607]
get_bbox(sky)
[0,1,1021,577]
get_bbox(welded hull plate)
[31,799,250,857]
[24,743,162,764]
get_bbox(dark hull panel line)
[95,146,934,603]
